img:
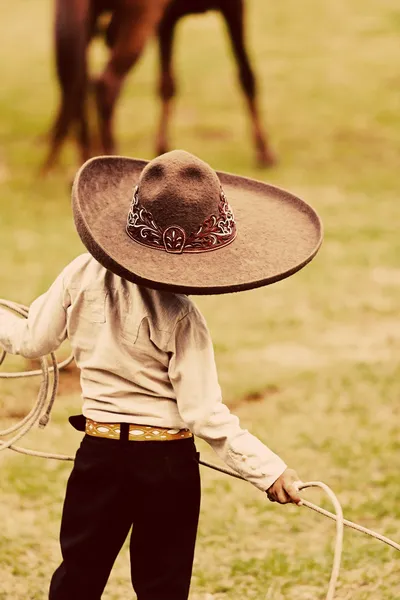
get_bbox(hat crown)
[126,150,237,254]
[137,150,222,234]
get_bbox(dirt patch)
[25,357,81,397]
[322,319,400,363]
[57,361,81,396]
[243,384,280,403]
[0,159,9,183]
[0,404,29,420]
[238,318,400,371]
[192,125,231,140]
[232,384,280,409]
[259,343,328,368]
[371,267,400,286]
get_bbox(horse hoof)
[38,163,51,178]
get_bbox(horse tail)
[54,0,89,106]
[41,0,91,173]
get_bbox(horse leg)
[73,79,92,166]
[41,0,91,175]
[95,0,172,155]
[155,2,188,156]
[41,97,78,176]
[220,0,276,167]
[74,4,103,164]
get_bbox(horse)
[156,0,274,167]
[41,0,274,174]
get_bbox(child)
[0,150,322,600]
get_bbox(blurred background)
[1,1,399,598]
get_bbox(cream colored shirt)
[0,254,287,491]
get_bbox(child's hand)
[266,468,302,505]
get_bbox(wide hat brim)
[72,156,323,295]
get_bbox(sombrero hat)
[72,150,323,295]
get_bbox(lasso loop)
[0,299,399,599]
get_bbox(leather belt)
[85,418,193,441]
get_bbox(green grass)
[1,0,400,598]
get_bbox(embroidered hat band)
[126,185,236,254]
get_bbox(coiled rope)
[0,300,73,459]
[0,299,399,599]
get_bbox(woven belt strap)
[85,418,193,441]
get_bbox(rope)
[1,299,399,599]
[198,459,400,600]
[0,300,73,459]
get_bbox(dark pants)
[49,432,201,600]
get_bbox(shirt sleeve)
[0,270,70,359]
[168,306,287,492]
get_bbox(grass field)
[1,0,400,598]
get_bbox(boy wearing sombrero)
[0,150,322,600]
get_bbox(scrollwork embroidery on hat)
[126,185,237,254]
